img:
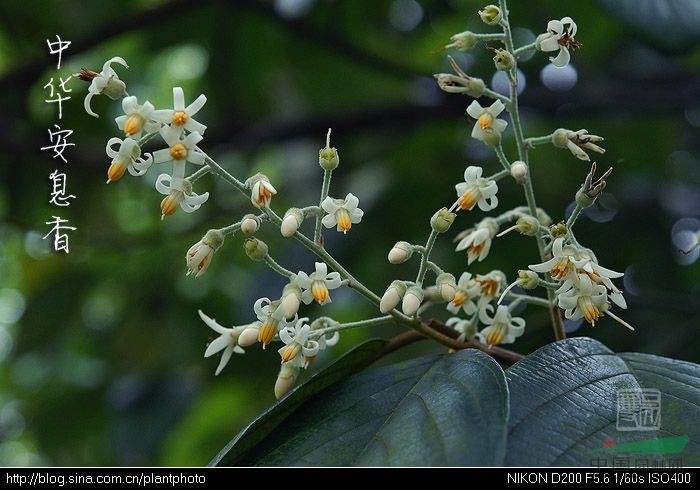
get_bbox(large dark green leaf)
[217,349,509,466]
[506,337,699,466]
[209,338,388,467]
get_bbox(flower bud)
[436,273,457,302]
[449,31,478,51]
[380,280,407,313]
[479,5,502,25]
[281,208,304,237]
[244,237,268,261]
[238,324,261,347]
[551,128,570,149]
[515,215,540,236]
[280,283,302,319]
[575,188,597,208]
[240,214,260,235]
[319,147,339,171]
[517,270,539,290]
[434,73,485,97]
[492,48,514,71]
[510,161,528,184]
[185,229,225,278]
[274,363,300,400]
[388,241,413,264]
[424,286,442,303]
[550,222,568,239]
[402,286,424,316]
[431,208,456,233]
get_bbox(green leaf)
[209,338,388,467]
[216,349,509,466]
[506,337,700,466]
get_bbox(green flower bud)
[575,188,597,208]
[244,237,268,261]
[517,270,539,289]
[201,229,225,250]
[492,48,514,71]
[431,207,456,233]
[319,147,339,170]
[515,215,540,236]
[479,5,502,25]
[551,128,571,149]
[449,31,478,51]
[550,222,568,239]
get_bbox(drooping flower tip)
[388,241,413,264]
[80,57,128,118]
[380,280,407,314]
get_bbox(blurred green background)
[0,0,698,466]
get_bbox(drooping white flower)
[198,310,246,375]
[477,304,526,346]
[447,272,480,315]
[446,317,477,342]
[115,96,160,139]
[535,17,580,67]
[155,164,209,218]
[254,297,296,347]
[476,270,507,302]
[557,273,607,326]
[455,218,499,264]
[466,100,508,143]
[278,317,320,366]
[321,193,364,234]
[152,87,207,135]
[105,137,152,184]
[292,262,342,305]
[454,166,499,212]
[81,57,128,118]
[245,173,277,209]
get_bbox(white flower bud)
[510,161,528,184]
[280,283,302,319]
[436,273,457,302]
[238,325,261,347]
[479,5,502,25]
[517,270,539,290]
[281,208,304,237]
[240,214,260,235]
[388,241,413,264]
[380,280,407,313]
[274,363,300,400]
[402,286,424,316]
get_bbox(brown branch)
[374,330,426,360]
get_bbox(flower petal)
[173,87,185,111]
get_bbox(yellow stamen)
[550,258,573,281]
[457,190,477,210]
[258,319,279,347]
[170,143,188,160]
[581,299,600,325]
[451,290,466,307]
[311,280,330,304]
[336,208,352,234]
[485,324,506,346]
[478,278,500,298]
[172,111,189,126]
[281,343,301,362]
[124,114,145,136]
[469,243,486,259]
[106,161,126,184]
[304,355,317,365]
[160,195,178,219]
[256,186,272,207]
[478,113,494,129]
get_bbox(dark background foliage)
[0,0,698,466]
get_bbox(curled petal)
[466,100,484,119]
[344,193,359,210]
[186,93,207,116]
[325,272,342,290]
[302,340,319,358]
[155,173,172,195]
[550,47,570,67]
[84,93,98,118]
[105,137,122,159]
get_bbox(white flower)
[446,317,477,342]
[466,100,508,143]
[155,165,209,218]
[536,17,580,67]
[292,262,342,305]
[245,173,277,208]
[254,297,296,347]
[529,237,577,281]
[198,310,246,376]
[81,57,128,118]
[557,273,607,326]
[152,87,207,135]
[278,317,320,366]
[115,96,160,139]
[152,125,207,167]
[476,270,507,301]
[321,193,364,234]
[455,218,498,264]
[477,305,525,346]
[564,250,627,309]
[455,166,499,212]
[105,137,152,184]
[447,272,480,315]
